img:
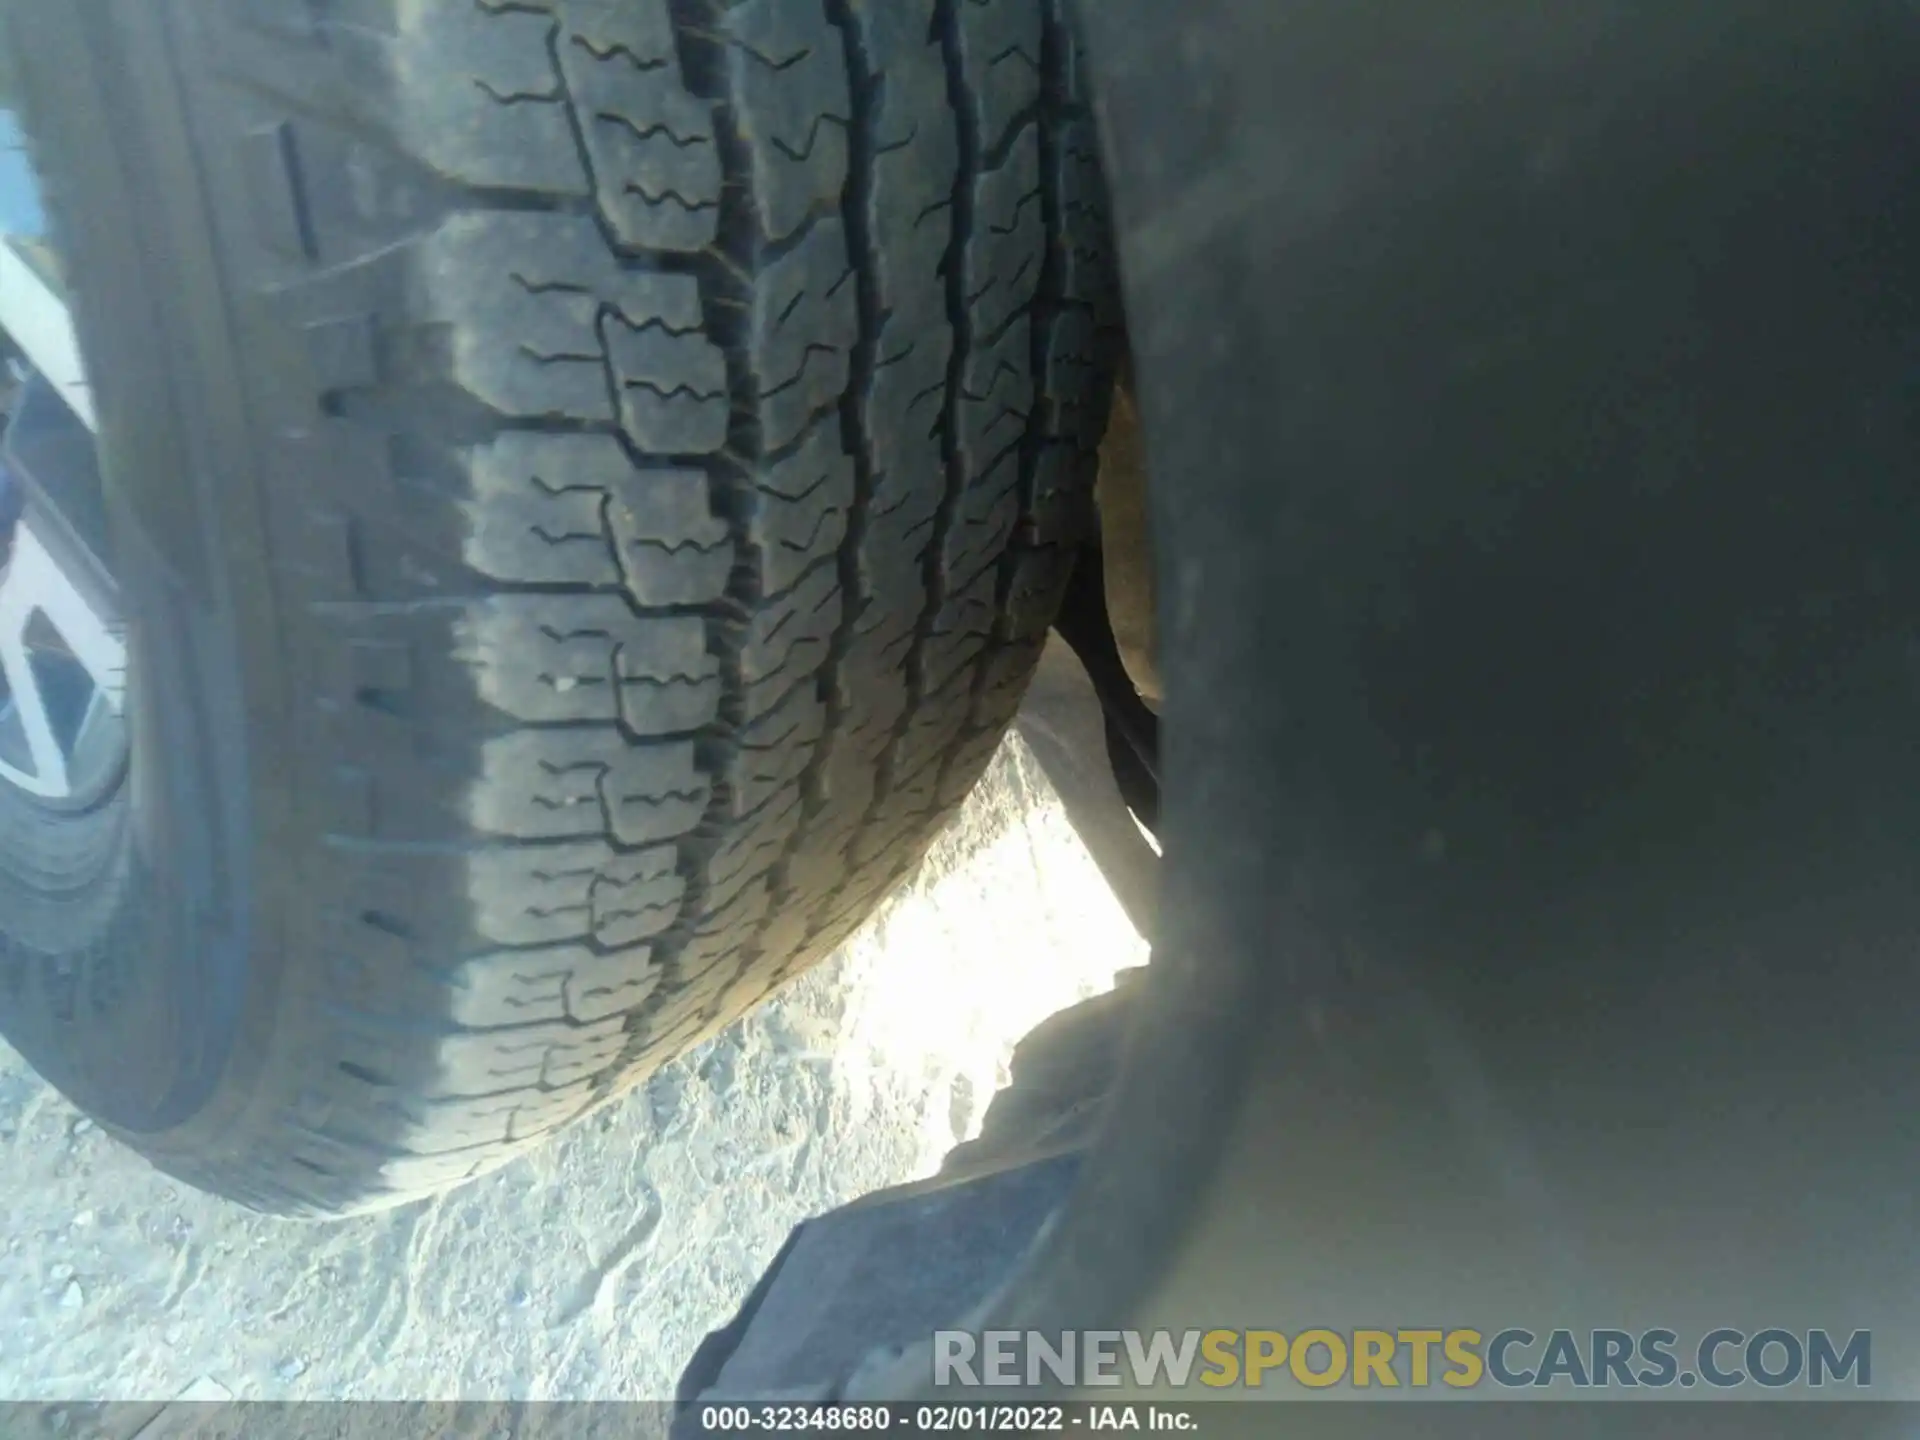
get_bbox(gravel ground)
[0,736,1145,1407]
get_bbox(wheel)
[0,0,1120,1214]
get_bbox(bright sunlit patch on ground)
[831,733,1149,1175]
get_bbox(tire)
[0,0,1119,1214]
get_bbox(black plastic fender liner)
[1022,0,1920,1395]
[675,973,1145,1420]
[787,0,1920,1412]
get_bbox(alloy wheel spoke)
[0,116,121,806]
[0,610,66,799]
[0,523,122,800]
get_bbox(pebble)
[59,1282,83,1310]
[276,1357,308,1381]
[71,1209,94,1228]
[49,1262,74,1284]
[70,1118,93,1137]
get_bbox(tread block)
[672,876,773,984]
[397,1,589,197]
[751,424,855,595]
[464,433,628,587]
[417,214,717,428]
[731,684,826,819]
[724,0,852,242]
[740,562,842,719]
[966,126,1043,342]
[705,786,804,913]
[397,1011,632,1099]
[1051,116,1123,330]
[1037,309,1108,448]
[857,0,955,511]
[554,3,722,252]
[1026,443,1097,547]
[455,595,721,732]
[605,315,731,454]
[752,221,857,452]
[463,435,735,605]
[607,469,735,605]
[472,730,710,846]
[440,943,660,1028]
[941,444,1022,593]
[958,314,1034,459]
[470,839,686,947]
[1004,544,1077,639]
[955,0,1043,157]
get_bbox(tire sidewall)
[0,0,292,1148]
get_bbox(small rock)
[70,1117,93,1137]
[49,1262,74,1284]
[508,1285,531,1310]
[276,1357,308,1381]
[59,1281,83,1310]
[71,1210,94,1228]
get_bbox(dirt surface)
[0,737,1144,1406]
